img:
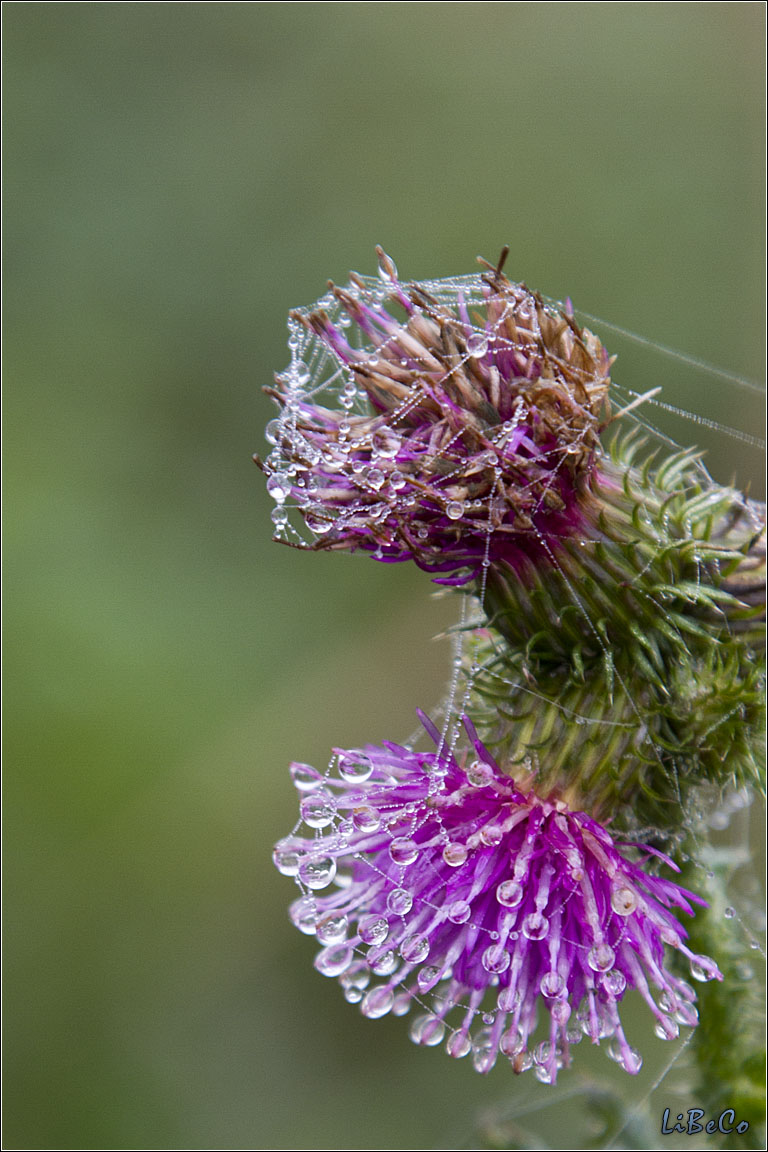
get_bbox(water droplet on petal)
[417,965,441,992]
[690,956,718,982]
[446,1032,472,1058]
[480,823,502,847]
[499,1026,524,1057]
[359,914,389,946]
[654,1015,680,1041]
[389,837,419,866]
[370,949,398,977]
[496,880,524,907]
[601,969,626,997]
[352,806,380,833]
[298,855,337,890]
[386,887,413,915]
[410,1013,445,1046]
[466,759,493,787]
[314,944,353,977]
[273,840,303,876]
[300,789,336,829]
[482,944,510,973]
[316,913,348,945]
[289,896,317,935]
[522,912,549,940]
[372,428,401,458]
[443,842,468,867]
[610,883,638,916]
[447,899,471,924]
[360,986,394,1019]
[290,762,323,792]
[400,934,430,964]
[550,999,571,1025]
[540,972,565,998]
[339,753,373,783]
[587,942,616,972]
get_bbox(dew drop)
[499,1026,524,1057]
[480,823,502,847]
[690,956,718,982]
[445,500,465,521]
[339,753,373,784]
[400,934,430,964]
[304,511,333,536]
[266,474,291,503]
[496,880,524,907]
[610,883,638,917]
[466,332,488,358]
[300,789,336,830]
[360,986,394,1019]
[654,1015,680,1041]
[315,913,348,945]
[482,944,510,974]
[446,1032,472,1059]
[550,999,571,1025]
[314,944,353,977]
[366,468,386,490]
[289,896,317,935]
[416,965,441,992]
[290,762,323,792]
[298,855,337,890]
[472,1044,497,1074]
[540,972,565,998]
[387,887,413,916]
[371,428,401,458]
[389,837,419,866]
[724,906,736,920]
[358,914,389,946]
[369,949,398,977]
[522,912,549,940]
[587,943,616,973]
[601,969,626,997]
[352,806,380,833]
[272,840,303,877]
[466,760,493,787]
[447,899,471,924]
[410,1013,445,1046]
[392,992,412,1016]
[292,361,311,386]
[443,842,468,867]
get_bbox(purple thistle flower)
[258,249,612,583]
[273,715,721,1084]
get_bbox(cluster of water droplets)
[273,730,721,1083]
[260,264,603,566]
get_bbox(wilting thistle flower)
[258,247,612,582]
[274,715,721,1085]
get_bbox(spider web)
[265,266,765,1148]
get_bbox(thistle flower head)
[259,249,612,582]
[274,716,721,1084]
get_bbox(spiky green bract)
[680,852,766,1150]
[469,430,765,839]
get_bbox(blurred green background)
[5,4,764,1149]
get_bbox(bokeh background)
[5,4,765,1149]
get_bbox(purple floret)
[274,716,721,1083]
[259,250,612,583]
